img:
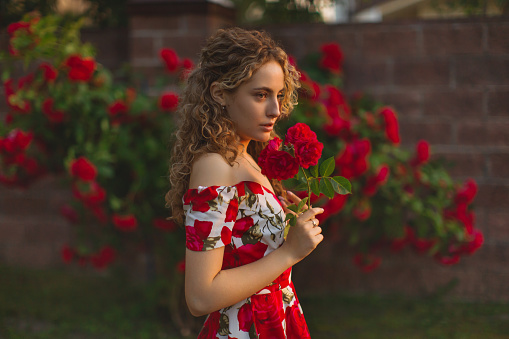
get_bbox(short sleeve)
[183,185,239,251]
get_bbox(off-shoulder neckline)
[189,180,276,196]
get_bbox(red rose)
[221,226,232,245]
[60,204,78,224]
[410,140,430,167]
[285,122,318,145]
[108,100,128,115]
[246,181,264,195]
[293,139,323,169]
[61,245,74,264]
[353,201,371,221]
[153,218,177,232]
[259,150,299,180]
[186,226,204,251]
[225,198,239,222]
[70,156,97,182]
[79,182,106,206]
[39,63,58,82]
[380,107,400,144]
[319,43,343,73]
[455,179,477,205]
[112,214,138,232]
[434,253,460,265]
[91,246,115,269]
[412,238,437,254]
[190,186,220,212]
[285,304,311,338]
[65,55,96,82]
[237,301,254,332]
[42,98,64,123]
[3,129,33,153]
[233,216,254,238]
[193,220,214,240]
[353,253,382,273]
[198,311,221,338]
[336,138,371,179]
[461,229,483,254]
[181,58,194,79]
[7,22,31,37]
[324,114,350,137]
[160,48,180,72]
[252,293,286,338]
[159,92,179,111]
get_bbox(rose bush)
[0,13,187,286]
[278,42,483,271]
[1,12,483,306]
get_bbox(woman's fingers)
[299,207,324,221]
[286,191,306,207]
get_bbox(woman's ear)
[210,82,226,106]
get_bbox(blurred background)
[1,0,508,338]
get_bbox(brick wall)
[1,3,508,300]
[263,18,509,301]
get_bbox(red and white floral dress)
[183,180,311,339]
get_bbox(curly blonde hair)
[166,27,301,224]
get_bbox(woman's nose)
[267,96,281,118]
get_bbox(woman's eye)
[256,93,267,99]
[277,94,284,100]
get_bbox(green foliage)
[1,13,184,281]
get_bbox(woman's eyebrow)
[252,86,285,93]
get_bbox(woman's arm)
[184,154,324,316]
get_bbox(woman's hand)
[279,191,324,263]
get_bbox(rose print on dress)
[184,181,311,338]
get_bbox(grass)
[1,265,509,338]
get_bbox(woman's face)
[225,60,285,147]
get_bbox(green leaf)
[283,178,301,189]
[332,176,352,194]
[286,204,298,214]
[310,164,319,178]
[319,157,335,177]
[290,216,297,227]
[319,177,334,199]
[297,197,309,212]
[310,178,320,197]
[293,182,310,191]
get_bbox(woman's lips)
[260,124,274,132]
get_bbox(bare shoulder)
[189,153,237,189]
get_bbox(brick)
[489,153,509,178]
[0,219,26,244]
[457,121,509,146]
[360,27,419,58]
[399,120,453,145]
[371,91,422,118]
[476,184,509,208]
[393,58,450,87]
[130,37,156,60]
[162,35,205,59]
[422,24,483,56]
[130,16,181,31]
[432,152,486,177]
[3,243,57,268]
[422,90,483,118]
[81,28,128,71]
[343,58,389,90]
[487,89,509,117]
[485,210,509,241]
[487,23,509,54]
[24,219,71,245]
[456,56,509,87]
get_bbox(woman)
[167,27,324,338]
